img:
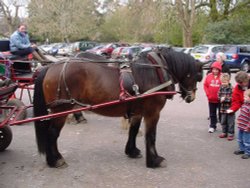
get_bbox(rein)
[47,50,196,108]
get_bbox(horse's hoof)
[147,156,166,168]
[130,153,143,158]
[126,148,142,158]
[159,159,167,168]
[55,158,68,169]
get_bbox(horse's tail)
[33,66,50,154]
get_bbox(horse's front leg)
[125,115,142,158]
[144,113,166,168]
[46,117,67,168]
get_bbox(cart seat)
[0,40,31,60]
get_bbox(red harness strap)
[147,52,165,83]
[119,68,133,100]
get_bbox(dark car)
[223,45,250,72]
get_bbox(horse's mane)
[131,46,197,89]
[157,47,197,80]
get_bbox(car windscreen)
[224,46,237,53]
[192,46,209,53]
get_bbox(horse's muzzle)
[184,91,196,103]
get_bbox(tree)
[0,0,27,37]
[204,4,250,44]
[28,0,100,42]
[175,0,196,47]
[100,0,163,43]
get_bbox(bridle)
[134,51,198,99]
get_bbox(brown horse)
[33,47,203,168]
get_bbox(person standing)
[218,73,234,140]
[207,52,231,76]
[204,61,222,133]
[233,89,250,159]
[9,23,49,63]
[227,71,250,114]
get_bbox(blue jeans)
[237,129,250,155]
[11,47,34,56]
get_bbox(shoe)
[219,133,227,138]
[227,135,234,141]
[241,154,250,159]
[208,128,215,133]
[234,150,244,155]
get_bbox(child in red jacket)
[204,61,222,133]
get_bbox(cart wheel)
[0,125,12,151]
[3,98,27,122]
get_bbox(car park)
[191,44,225,65]
[111,47,125,59]
[96,43,129,58]
[119,46,143,60]
[183,47,193,54]
[40,43,67,56]
[70,41,99,54]
[223,44,250,72]
[57,43,73,56]
[86,45,104,54]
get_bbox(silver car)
[191,44,224,64]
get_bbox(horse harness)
[48,51,187,108]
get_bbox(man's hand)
[220,97,225,102]
[226,109,234,113]
[31,44,37,48]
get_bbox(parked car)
[71,41,99,54]
[173,47,185,52]
[96,43,129,58]
[40,43,67,56]
[86,45,104,54]
[223,44,250,72]
[191,44,225,65]
[111,47,125,59]
[119,46,143,60]
[183,47,193,54]
[57,43,73,56]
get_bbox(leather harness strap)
[147,52,168,83]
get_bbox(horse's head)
[158,47,203,103]
[178,59,203,103]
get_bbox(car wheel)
[241,62,249,72]
[3,98,27,122]
[0,125,12,151]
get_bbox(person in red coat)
[204,61,222,133]
[227,71,250,113]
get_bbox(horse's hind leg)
[144,114,166,168]
[125,116,142,158]
[46,117,67,168]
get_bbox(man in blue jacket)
[9,23,48,62]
